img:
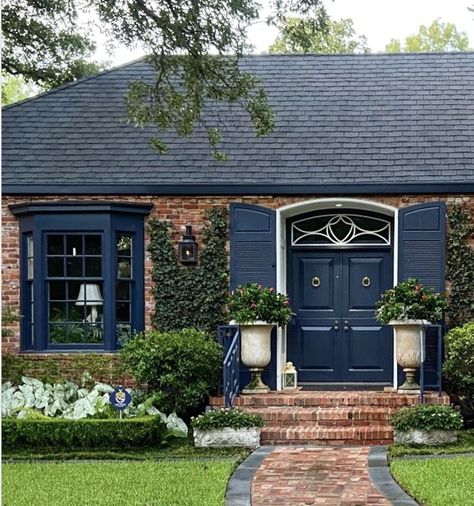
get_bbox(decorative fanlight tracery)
[291,214,391,247]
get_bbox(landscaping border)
[368,446,418,506]
[225,446,274,506]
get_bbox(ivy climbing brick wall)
[2,193,474,362]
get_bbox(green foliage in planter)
[192,409,264,430]
[391,405,463,432]
[443,322,474,417]
[447,205,474,326]
[120,328,223,417]
[147,207,228,334]
[228,283,292,326]
[2,416,166,450]
[375,278,446,325]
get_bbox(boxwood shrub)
[120,328,223,417]
[391,404,463,432]
[2,416,166,450]
[192,409,264,431]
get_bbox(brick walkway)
[251,447,390,506]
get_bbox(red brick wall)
[3,193,473,357]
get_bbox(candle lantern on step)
[282,361,297,389]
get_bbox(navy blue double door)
[287,249,393,383]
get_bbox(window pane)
[85,235,101,255]
[67,281,83,302]
[49,281,66,300]
[27,235,34,257]
[49,324,69,344]
[116,302,130,322]
[116,324,131,346]
[116,281,130,301]
[67,302,83,322]
[66,235,83,256]
[47,235,64,255]
[66,257,83,277]
[84,323,104,344]
[27,258,34,280]
[48,257,64,277]
[85,257,101,277]
[49,302,66,322]
[117,235,132,256]
[117,258,131,278]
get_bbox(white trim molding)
[275,198,398,390]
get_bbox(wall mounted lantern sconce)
[178,225,198,265]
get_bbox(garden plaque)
[110,385,132,416]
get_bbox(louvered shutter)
[398,201,446,388]
[230,203,277,389]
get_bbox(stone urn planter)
[390,319,428,393]
[394,429,458,445]
[240,321,275,394]
[193,427,261,448]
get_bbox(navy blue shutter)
[230,203,277,389]
[398,202,446,292]
[398,201,446,388]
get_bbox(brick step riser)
[260,439,394,446]
[240,409,395,423]
[230,398,445,408]
[261,420,391,427]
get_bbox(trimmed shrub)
[2,416,166,450]
[120,328,223,417]
[443,322,474,423]
[391,404,463,432]
[192,409,264,430]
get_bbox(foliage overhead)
[375,278,446,325]
[2,0,101,90]
[390,404,463,432]
[269,16,369,54]
[2,0,326,157]
[446,205,474,326]
[385,19,470,53]
[147,207,228,333]
[227,283,293,326]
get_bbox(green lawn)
[391,456,474,506]
[3,460,237,506]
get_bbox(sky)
[99,0,474,66]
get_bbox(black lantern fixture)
[178,225,198,265]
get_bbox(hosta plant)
[227,283,292,326]
[375,278,446,325]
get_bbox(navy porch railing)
[217,325,240,408]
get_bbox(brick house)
[3,52,474,392]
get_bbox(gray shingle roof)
[3,52,474,189]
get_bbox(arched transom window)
[291,213,391,247]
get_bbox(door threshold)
[299,382,391,391]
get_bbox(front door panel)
[288,249,393,383]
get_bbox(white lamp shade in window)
[75,283,103,306]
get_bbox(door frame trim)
[276,198,399,390]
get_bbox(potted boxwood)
[391,404,463,445]
[228,284,292,393]
[375,278,446,392]
[192,408,264,448]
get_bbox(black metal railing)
[217,325,240,408]
[419,323,444,403]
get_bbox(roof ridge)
[2,55,149,111]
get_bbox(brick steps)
[241,406,395,426]
[260,425,393,446]
[209,390,450,446]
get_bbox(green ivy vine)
[147,207,228,334]
[446,204,474,326]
